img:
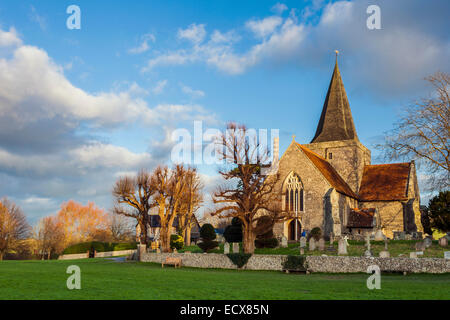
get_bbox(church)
[270,57,423,240]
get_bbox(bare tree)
[108,213,134,242]
[212,123,289,253]
[112,170,155,244]
[152,165,189,252]
[377,72,449,190]
[0,198,31,260]
[177,168,203,246]
[34,216,64,260]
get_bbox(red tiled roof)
[295,143,357,199]
[347,208,376,228]
[359,163,411,201]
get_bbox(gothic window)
[329,152,333,159]
[284,173,304,212]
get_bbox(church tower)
[303,55,371,193]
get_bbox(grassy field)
[179,240,448,258]
[0,258,449,300]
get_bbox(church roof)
[358,163,411,201]
[295,143,357,199]
[311,59,358,143]
[347,208,376,228]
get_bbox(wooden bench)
[161,257,182,268]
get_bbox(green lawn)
[0,258,449,300]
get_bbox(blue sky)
[0,0,448,223]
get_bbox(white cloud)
[181,84,205,98]
[271,3,288,15]
[128,33,155,54]
[152,79,168,95]
[0,27,22,47]
[29,5,47,31]
[178,23,206,44]
[246,16,283,38]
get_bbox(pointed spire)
[310,53,358,143]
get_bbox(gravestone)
[300,248,304,255]
[338,238,347,255]
[156,248,160,253]
[224,242,230,254]
[364,234,372,257]
[309,238,316,251]
[379,238,390,258]
[438,237,448,247]
[173,248,177,253]
[281,236,288,248]
[232,242,240,253]
[424,237,433,248]
[318,238,325,251]
[415,241,426,251]
[405,234,412,241]
[374,229,384,241]
[444,251,450,260]
[409,252,417,258]
[300,236,307,248]
[329,233,334,245]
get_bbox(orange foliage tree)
[56,200,110,248]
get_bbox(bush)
[282,255,307,271]
[197,240,219,252]
[170,234,184,250]
[200,223,217,241]
[63,241,137,254]
[223,217,243,243]
[255,237,278,249]
[309,227,322,241]
[428,191,450,232]
[226,253,252,268]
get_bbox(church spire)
[310,53,358,143]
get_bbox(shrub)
[282,255,307,271]
[63,241,137,254]
[428,191,450,232]
[226,253,252,268]
[309,227,322,241]
[197,240,219,252]
[200,223,217,240]
[170,234,184,250]
[255,237,278,249]
[223,217,243,243]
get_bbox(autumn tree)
[112,170,154,245]
[34,216,65,259]
[377,72,449,190]
[177,167,203,246]
[0,198,31,260]
[57,200,109,248]
[152,165,189,252]
[212,123,289,253]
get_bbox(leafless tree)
[177,167,203,246]
[377,72,449,190]
[112,170,155,244]
[211,123,289,253]
[34,216,64,260]
[0,198,31,260]
[108,213,134,242]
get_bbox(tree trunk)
[160,226,171,252]
[185,226,191,246]
[0,252,3,261]
[242,225,256,253]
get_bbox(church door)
[288,220,302,241]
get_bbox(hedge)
[63,241,138,254]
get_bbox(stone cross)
[384,238,388,251]
[343,235,349,247]
[365,234,371,251]
[224,242,230,254]
[232,242,240,253]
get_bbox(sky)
[0,0,449,224]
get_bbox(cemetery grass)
[0,258,449,300]
[179,240,447,258]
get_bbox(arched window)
[284,173,304,212]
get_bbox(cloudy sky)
[0,0,448,223]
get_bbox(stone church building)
[270,59,423,240]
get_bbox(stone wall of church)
[272,142,353,238]
[304,140,371,194]
[359,201,404,239]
